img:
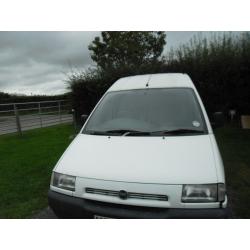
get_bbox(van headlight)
[181,183,226,203]
[51,172,76,191]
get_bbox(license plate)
[94,214,112,219]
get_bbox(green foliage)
[165,32,250,114]
[88,31,166,72]
[67,69,106,120]
[0,91,10,100]
[69,32,167,119]
[68,31,250,118]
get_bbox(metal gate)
[0,100,73,135]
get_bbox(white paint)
[51,73,227,210]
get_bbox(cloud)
[0,31,243,95]
[0,31,99,95]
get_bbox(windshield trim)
[81,87,208,136]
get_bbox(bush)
[67,62,168,122]
[68,32,250,120]
[164,32,250,115]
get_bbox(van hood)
[55,134,218,184]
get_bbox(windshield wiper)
[85,129,149,136]
[85,130,111,135]
[150,129,205,135]
[122,131,152,136]
[105,129,151,136]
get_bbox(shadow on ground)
[31,207,57,219]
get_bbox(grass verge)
[215,125,250,218]
[0,124,74,218]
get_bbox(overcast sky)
[0,31,241,95]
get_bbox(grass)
[0,124,75,218]
[0,123,249,218]
[215,124,250,218]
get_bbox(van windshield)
[83,88,207,136]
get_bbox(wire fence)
[0,100,75,135]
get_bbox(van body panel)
[108,73,194,92]
[209,134,226,183]
[55,133,218,184]
[49,73,227,218]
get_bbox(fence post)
[14,104,22,136]
[72,109,77,133]
[58,101,62,123]
[38,102,42,128]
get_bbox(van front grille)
[85,187,168,201]
[86,188,119,197]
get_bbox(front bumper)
[48,190,229,219]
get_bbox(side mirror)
[81,114,88,125]
[211,112,225,129]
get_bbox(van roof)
[108,73,194,92]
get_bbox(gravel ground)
[31,207,58,219]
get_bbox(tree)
[68,32,166,121]
[88,32,166,72]
[0,91,10,103]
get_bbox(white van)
[48,73,228,218]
